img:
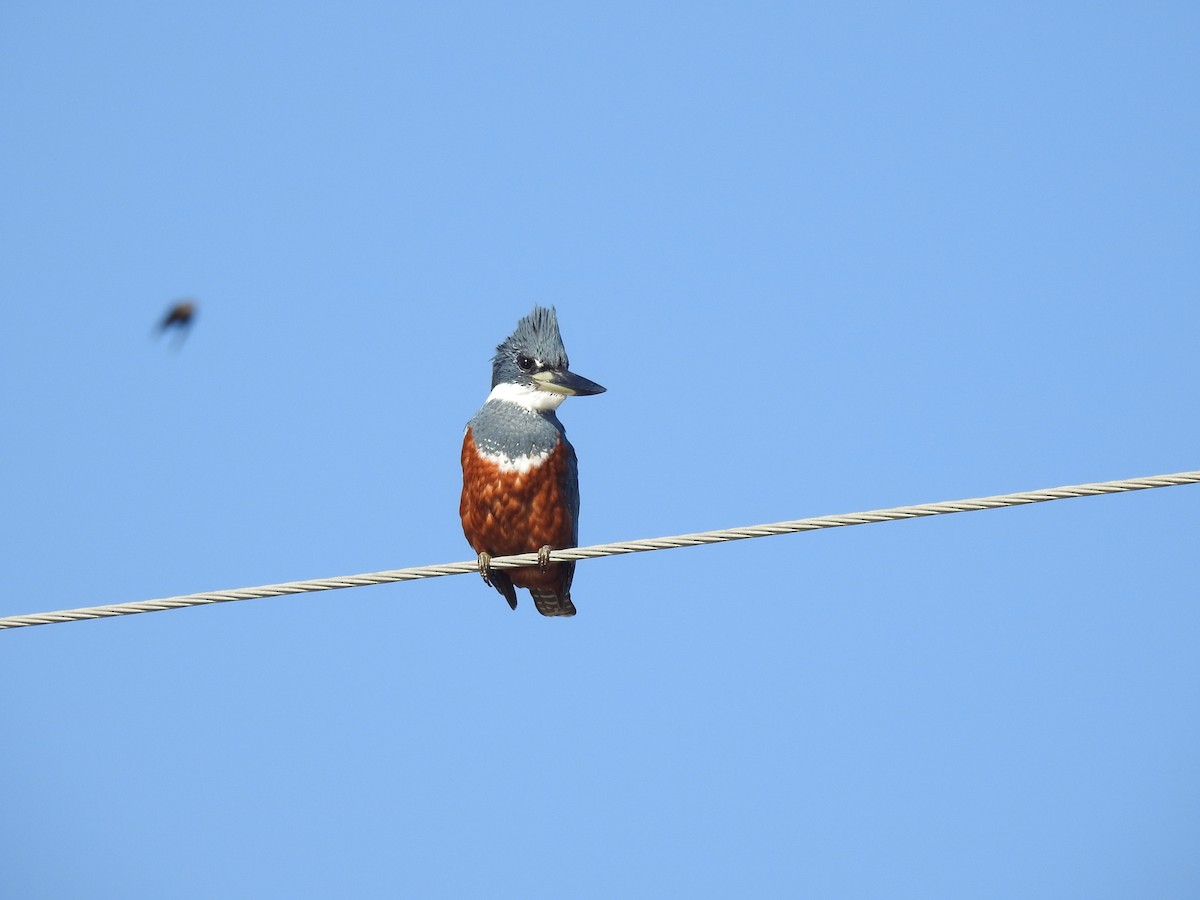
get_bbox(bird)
[460,306,605,617]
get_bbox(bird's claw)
[477,551,494,587]
[537,545,552,572]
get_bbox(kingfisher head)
[487,306,605,411]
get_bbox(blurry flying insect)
[157,299,197,346]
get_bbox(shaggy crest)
[491,306,568,386]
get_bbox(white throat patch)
[477,446,551,475]
[486,381,567,412]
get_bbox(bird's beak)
[532,369,606,396]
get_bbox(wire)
[2,470,1197,631]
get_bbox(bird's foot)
[537,545,553,572]
[477,551,494,587]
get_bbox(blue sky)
[2,2,1198,897]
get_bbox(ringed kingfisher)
[460,306,605,616]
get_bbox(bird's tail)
[529,589,576,617]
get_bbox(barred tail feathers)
[529,588,577,617]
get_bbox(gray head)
[488,306,605,404]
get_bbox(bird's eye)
[516,355,535,372]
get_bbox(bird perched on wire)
[157,299,197,344]
[460,306,605,616]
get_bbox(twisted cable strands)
[2,470,1197,631]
